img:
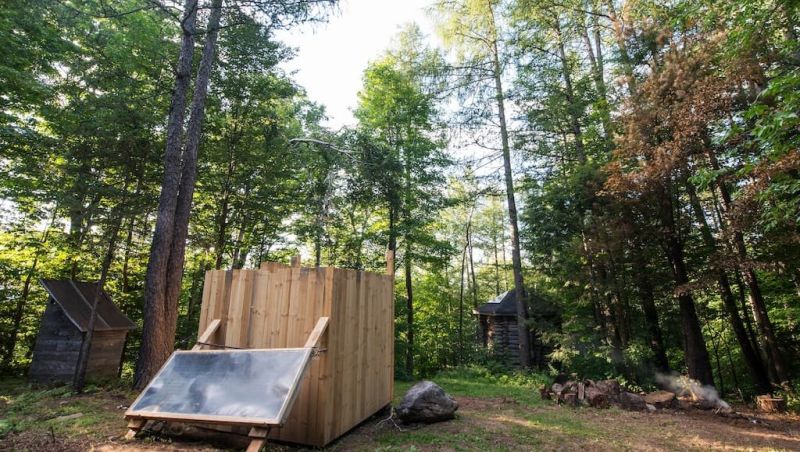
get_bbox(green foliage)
[0,378,135,439]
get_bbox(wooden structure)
[474,291,522,365]
[125,318,330,452]
[128,255,395,449]
[474,290,554,368]
[29,279,135,384]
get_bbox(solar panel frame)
[125,348,314,427]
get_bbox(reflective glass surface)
[129,349,311,421]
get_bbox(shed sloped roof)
[40,279,136,332]
[473,291,518,316]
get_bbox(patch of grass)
[374,421,496,451]
[0,377,132,440]
[395,366,549,407]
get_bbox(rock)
[618,391,647,411]
[53,413,83,422]
[585,386,609,408]
[562,380,577,394]
[644,390,676,409]
[646,403,656,412]
[551,383,564,395]
[397,381,458,423]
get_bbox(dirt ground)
[3,392,799,451]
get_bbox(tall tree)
[435,0,533,368]
[135,0,335,388]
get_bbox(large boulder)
[397,381,458,423]
[618,391,647,411]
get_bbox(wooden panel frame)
[125,347,313,427]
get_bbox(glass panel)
[129,349,311,421]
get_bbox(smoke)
[656,373,730,410]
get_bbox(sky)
[275,0,439,129]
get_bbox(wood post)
[124,418,146,440]
[385,249,394,276]
[304,317,330,348]
[246,426,270,452]
[291,255,301,268]
[192,318,221,350]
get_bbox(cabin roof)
[473,291,518,316]
[39,279,136,332]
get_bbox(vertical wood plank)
[356,271,368,420]
[225,271,253,348]
[197,270,214,335]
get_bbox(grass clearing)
[2,369,800,451]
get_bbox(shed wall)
[485,315,520,366]
[197,263,394,447]
[29,301,83,383]
[29,301,127,383]
[86,330,127,378]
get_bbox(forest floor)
[2,372,800,451]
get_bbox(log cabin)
[474,290,553,367]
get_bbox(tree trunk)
[467,215,478,308]
[581,9,612,140]
[630,242,670,373]
[493,220,501,296]
[214,171,232,269]
[458,229,467,364]
[554,18,585,162]
[74,192,127,392]
[657,185,715,386]
[488,3,531,368]
[686,183,771,393]
[163,0,223,349]
[405,240,414,377]
[134,0,199,389]
[2,210,57,369]
[707,150,790,388]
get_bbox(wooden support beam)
[304,317,329,348]
[291,255,301,267]
[246,426,270,452]
[385,249,394,276]
[124,418,146,440]
[192,318,221,350]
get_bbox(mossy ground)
[1,370,799,451]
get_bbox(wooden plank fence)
[196,257,395,447]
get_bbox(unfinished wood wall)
[196,261,394,447]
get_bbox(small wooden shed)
[29,279,135,384]
[474,290,554,368]
[192,257,395,447]
[474,291,523,365]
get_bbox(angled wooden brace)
[192,318,221,350]
[304,317,329,349]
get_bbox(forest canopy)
[1,0,798,401]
